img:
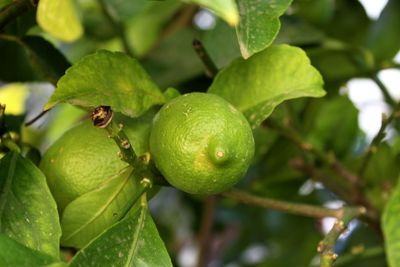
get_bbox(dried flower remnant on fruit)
[91,106,113,128]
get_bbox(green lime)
[40,121,126,211]
[149,92,254,194]
[40,112,154,213]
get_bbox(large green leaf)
[0,234,63,267]
[183,0,239,26]
[235,0,292,59]
[0,152,61,258]
[69,203,172,267]
[37,0,83,42]
[383,176,400,267]
[208,44,325,128]
[367,0,400,61]
[61,167,146,248]
[45,50,166,117]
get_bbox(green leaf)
[183,0,239,26]
[0,234,61,267]
[367,0,400,61]
[142,28,204,89]
[307,46,374,83]
[0,152,61,258]
[203,20,241,69]
[125,1,182,57]
[0,35,70,83]
[37,0,83,42]
[45,50,166,117]
[69,203,172,267]
[61,167,146,248]
[21,36,71,83]
[383,175,400,267]
[291,0,334,26]
[363,144,400,211]
[306,95,359,156]
[208,44,325,128]
[235,0,293,59]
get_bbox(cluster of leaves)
[1,0,400,266]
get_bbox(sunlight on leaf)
[183,0,239,26]
[45,50,166,118]
[236,0,292,59]
[37,0,83,42]
[208,45,325,128]
[0,83,28,115]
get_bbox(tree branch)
[317,208,366,267]
[358,101,400,177]
[196,196,217,267]
[192,39,218,78]
[221,190,363,219]
[371,74,396,107]
[264,119,360,186]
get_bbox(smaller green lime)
[149,92,255,194]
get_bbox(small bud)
[121,139,130,149]
[139,152,151,164]
[141,177,152,188]
[91,106,113,128]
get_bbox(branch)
[358,101,400,177]
[192,39,218,78]
[290,158,353,203]
[221,190,363,219]
[196,196,217,267]
[371,74,396,107]
[0,0,35,31]
[264,119,360,186]
[317,208,366,267]
[90,105,171,189]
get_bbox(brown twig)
[192,39,218,78]
[264,119,360,186]
[221,190,353,219]
[196,196,217,267]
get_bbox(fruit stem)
[91,106,159,191]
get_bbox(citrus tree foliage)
[0,0,400,266]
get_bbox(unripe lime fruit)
[149,93,254,194]
[40,113,153,212]
[40,121,125,211]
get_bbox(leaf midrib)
[62,170,133,242]
[125,205,147,267]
